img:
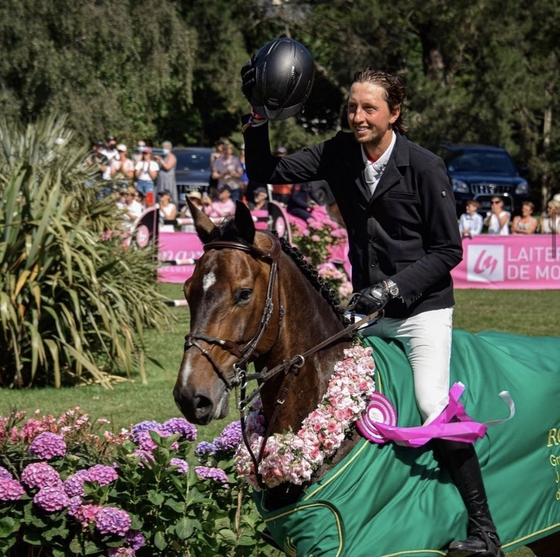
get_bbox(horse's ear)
[234,201,256,244]
[189,197,219,244]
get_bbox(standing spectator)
[202,185,236,219]
[484,196,510,235]
[158,190,178,232]
[134,148,159,205]
[209,139,226,198]
[459,200,483,238]
[511,201,538,234]
[271,146,292,205]
[541,196,560,234]
[111,144,135,186]
[211,141,244,202]
[154,141,178,205]
[86,140,109,188]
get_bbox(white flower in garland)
[235,345,376,490]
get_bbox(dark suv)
[439,143,530,217]
[173,147,213,209]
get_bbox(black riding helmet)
[247,38,315,121]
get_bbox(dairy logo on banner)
[466,244,504,282]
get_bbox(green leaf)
[154,531,168,551]
[0,517,16,538]
[148,490,165,506]
[217,528,238,545]
[174,517,195,540]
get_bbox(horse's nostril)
[194,395,213,418]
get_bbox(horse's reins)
[185,231,380,490]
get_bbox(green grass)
[1,286,555,555]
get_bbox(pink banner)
[452,235,560,289]
[158,232,203,283]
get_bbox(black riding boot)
[435,439,504,557]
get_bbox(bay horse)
[173,200,560,557]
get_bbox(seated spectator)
[121,186,144,228]
[249,187,269,211]
[511,201,538,234]
[541,196,560,234]
[202,185,236,219]
[180,191,204,232]
[158,190,177,232]
[135,191,146,209]
[484,196,510,235]
[287,182,317,222]
[459,200,483,238]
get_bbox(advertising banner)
[158,232,203,283]
[452,235,560,289]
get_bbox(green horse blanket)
[255,330,560,556]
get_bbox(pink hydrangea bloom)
[21,462,62,489]
[29,432,66,460]
[0,479,25,501]
[34,486,70,512]
[95,506,131,536]
[86,464,118,486]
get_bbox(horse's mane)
[216,218,350,326]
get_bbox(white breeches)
[360,307,454,424]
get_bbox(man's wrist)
[383,279,400,299]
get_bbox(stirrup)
[447,528,504,557]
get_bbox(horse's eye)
[235,288,253,304]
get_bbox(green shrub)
[0,115,173,388]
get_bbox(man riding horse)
[240,39,502,557]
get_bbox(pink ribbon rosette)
[357,382,515,448]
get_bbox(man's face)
[347,82,399,148]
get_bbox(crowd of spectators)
[459,195,560,237]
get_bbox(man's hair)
[351,68,408,134]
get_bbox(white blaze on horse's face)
[203,271,216,291]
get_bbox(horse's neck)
[258,267,351,433]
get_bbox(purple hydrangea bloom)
[95,506,132,536]
[168,458,189,474]
[214,421,242,452]
[34,486,70,512]
[64,469,89,497]
[86,464,118,486]
[67,496,82,517]
[130,421,161,443]
[162,418,197,441]
[126,530,146,550]
[21,462,62,489]
[0,479,25,501]
[195,441,216,456]
[108,549,135,557]
[135,430,160,452]
[29,432,67,460]
[195,466,229,484]
[0,466,12,481]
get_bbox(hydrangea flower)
[126,530,146,550]
[29,432,66,460]
[168,458,189,474]
[195,441,216,456]
[0,466,13,481]
[130,421,161,443]
[95,506,132,536]
[213,421,242,452]
[34,486,70,512]
[162,418,197,441]
[21,462,62,489]
[64,469,90,497]
[68,503,102,527]
[0,479,25,501]
[86,464,119,486]
[195,466,229,484]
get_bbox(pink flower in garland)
[95,506,132,536]
[236,345,376,489]
[21,462,62,489]
[34,486,70,512]
[29,432,66,460]
[0,479,25,501]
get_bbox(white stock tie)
[364,162,386,196]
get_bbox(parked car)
[173,147,213,209]
[438,143,530,217]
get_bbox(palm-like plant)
[0,115,173,388]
